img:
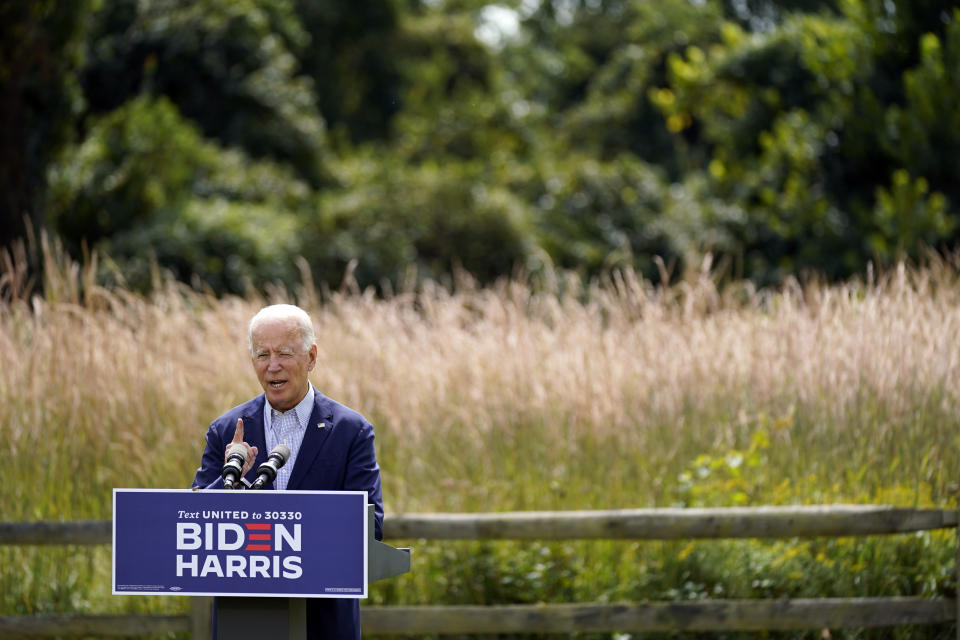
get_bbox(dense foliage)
[2,0,958,292]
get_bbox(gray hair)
[248,304,316,356]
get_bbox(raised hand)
[225,418,259,477]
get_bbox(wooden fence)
[1,505,957,637]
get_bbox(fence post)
[190,597,213,640]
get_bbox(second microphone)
[250,444,292,490]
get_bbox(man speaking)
[192,303,384,639]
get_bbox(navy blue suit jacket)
[192,388,384,639]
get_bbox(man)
[192,303,384,639]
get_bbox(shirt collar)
[265,384,315,432]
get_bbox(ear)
[307,343,318,371]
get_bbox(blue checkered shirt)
[263,384,314,490]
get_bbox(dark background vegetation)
[1,0,958,294]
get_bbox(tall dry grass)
[2,242,959,515]
[2,239,959,631]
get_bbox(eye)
[255,352,269,361]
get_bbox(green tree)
[0,1,93,249]
[308,152,536,288]
[80,0,329,184]
[46,96,310,292]
[648,2,958,281]
[555,0,727,175]
[291,0,405,143]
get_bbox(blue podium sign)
[112,489,368,598]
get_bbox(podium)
[212,505,410,640]
[113,489,410,639]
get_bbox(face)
[250,317,317,412]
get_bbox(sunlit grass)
[2,240,958,637]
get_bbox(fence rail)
[359,598,956,633]
[1,599,953,636]
[1,505,957,637]
[2,505,955,545]
[383,505,959,540]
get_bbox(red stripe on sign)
[245,523,270,530]
[245,544,271,551]
[248,534,271,540]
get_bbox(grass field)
[2,241,959,638]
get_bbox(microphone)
[221,443,249,490]
[250,444,291,490]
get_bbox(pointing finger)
[231,418,244,444]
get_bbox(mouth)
[269,380,287,390]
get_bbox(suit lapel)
[286,390,334,490]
